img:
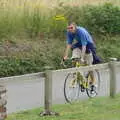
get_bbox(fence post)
[109,61,117,97]
[0,85,7,120]
[40,70,59,116]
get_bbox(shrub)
[23,8,49,38]
[0,57,46,77]
[61,3,120,34]
[81,3,120,34]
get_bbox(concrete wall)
[115,65,120,94]
[52,68,110,104]
[0,62,119,113]
[0,73,45,113]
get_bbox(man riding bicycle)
[63,22,101,65]
[63,22,101,92]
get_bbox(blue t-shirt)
[67,26,102,63]
[67,26,94,47]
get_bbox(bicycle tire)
[86,70,100,98]
[64,73,80,103]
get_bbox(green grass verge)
[6,94,120,120]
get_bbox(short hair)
[68,21,77,26]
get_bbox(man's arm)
[64,44,72,60]
[64,32,73,60]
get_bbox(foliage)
[0,3,119,77]
[0,57,46,77]
[23,8,49,38]
[0,38,65,77]
[58,3,120,35]
[0,3,119,39]
[96,35,120,62]
[80,3,120,34]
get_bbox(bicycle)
[61,58,100,103]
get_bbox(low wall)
[0,73,45,113]
[43,61,120,115]
[0,62,120,114]
[51,65,110,104]
[115,63,120,94]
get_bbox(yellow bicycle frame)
[75,61,89,89]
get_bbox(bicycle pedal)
[81,89,85,92]
[91,85,97,91]
[90,85,97,94]
[81,85,85,92]
[90,90,95,94]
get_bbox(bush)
[81,3,120,34]
[96,35,120,62]
[0,57,46,77]
[60,3,120,34]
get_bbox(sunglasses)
[67,26,74,30]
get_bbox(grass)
[0,0,120,15]
[6,94,120,120]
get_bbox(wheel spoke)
[64,73,80,103]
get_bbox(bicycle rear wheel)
[86,70,100,98]
[64,73,80,103]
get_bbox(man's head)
[67,22,77,33]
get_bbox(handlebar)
[61,58,72,68]
[61,58,86,68]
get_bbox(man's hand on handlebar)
[63,56,68,61]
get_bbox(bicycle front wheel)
[86,70,100,98]
[64,73,80,103]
